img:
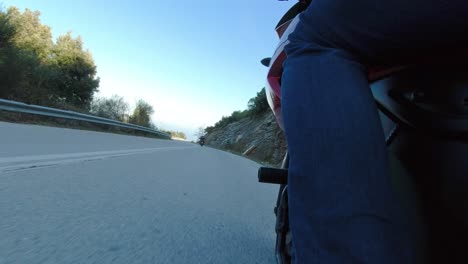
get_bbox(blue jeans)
[282,1,468,263]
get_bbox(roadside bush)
[205,87,269,134]
[90,95,129,122]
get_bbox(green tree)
[0,7,99,110]
[0,7,53,103]
[0,8,15,64]
[5,7,52,60]
[5,7,55,104]
[204,125,215,134]
[0,10,19,99]
[129,99,154,127]
[50,32,99,109]
[247,87,268,115]
[90,95,129,121]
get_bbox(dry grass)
[0,111,169,140]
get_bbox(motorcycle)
[258,1,468,263]
[199,136,206,147]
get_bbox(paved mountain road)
[0,122,278,264]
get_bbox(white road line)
[0,146,195,173]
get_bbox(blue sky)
[5,0,295,139]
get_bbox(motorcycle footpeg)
[258,167,288,185]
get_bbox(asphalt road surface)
[0,122,278,264]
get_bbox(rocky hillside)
[205,111,287,166]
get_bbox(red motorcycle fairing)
[266,16,300,130]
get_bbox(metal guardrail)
[0,99,171,139]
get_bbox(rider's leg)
[282,0,468,263]
[283,43,410,263]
